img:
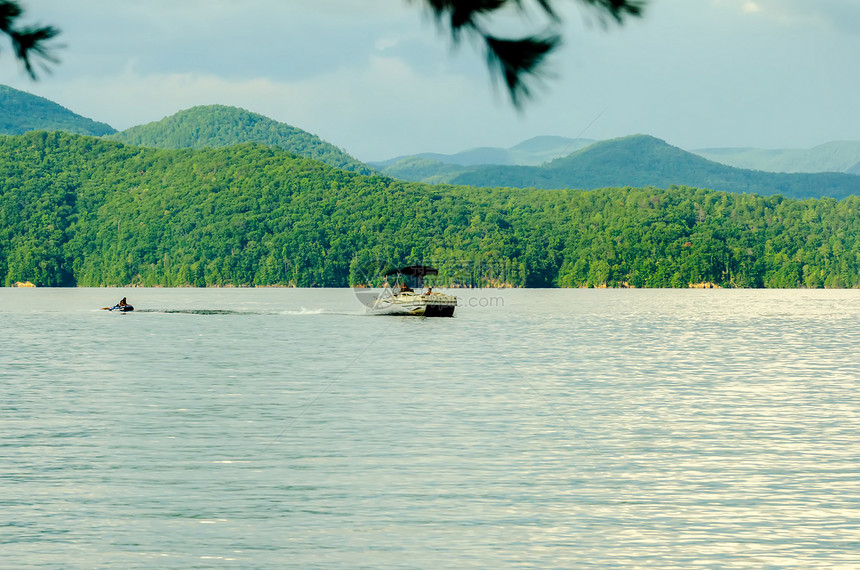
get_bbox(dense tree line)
[2,131,860,288]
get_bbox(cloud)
[4,1,860,158]
[374,37,402,53]
[732,0,860,32]
[21,49,495,161]
[13,0,423,82]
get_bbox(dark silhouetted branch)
[0,0,59,79]
[419,0,645,106]
[2,0,645,102]
[485,34,560,106]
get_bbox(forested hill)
[385,135,860,200]
[694,141,860,174]
[0,84,117,136]
[108,105,374,175]
[4,131,860,289]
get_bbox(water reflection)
[1,289,859,567]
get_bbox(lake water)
[2,288,860,568]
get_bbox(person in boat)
[398,282,413,293]
[106,297,132,311]
[424,286,433,295]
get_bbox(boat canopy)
[385,265,439,278]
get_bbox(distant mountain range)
[377,137,860,176]
[380,135,860,200]
[694,142,860,175]
[0,84,116,137]
[3,83,860,199]
[372,136,596,168]
[1,85,371,175]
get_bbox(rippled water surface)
[2,288,860,568]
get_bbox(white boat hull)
[367,291,457,317]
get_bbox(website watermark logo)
[350,258,508,310]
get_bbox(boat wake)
[134,309,259,315]
[280,307,329,315]
[281,307,367,316]
[131,308,364,316]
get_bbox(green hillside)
[4,131,860,289]
[695,141,860,173]
[108,105,374,175]
[0,84,116,136]
[377,156,468,184]
[374,156,464,181]
[443,135,860,200]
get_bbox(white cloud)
[729,0,860,32]
[4,0,860,157]
[19,50,497,161]
[374,37,402,52]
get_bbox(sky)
[2,0,860,162]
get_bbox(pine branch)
[419,0,646,106]
[484,34,560,106]
[581,0,644,23]
[0,0,59,79]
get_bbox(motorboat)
[368,287,457,317]
[366,266,457,317]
